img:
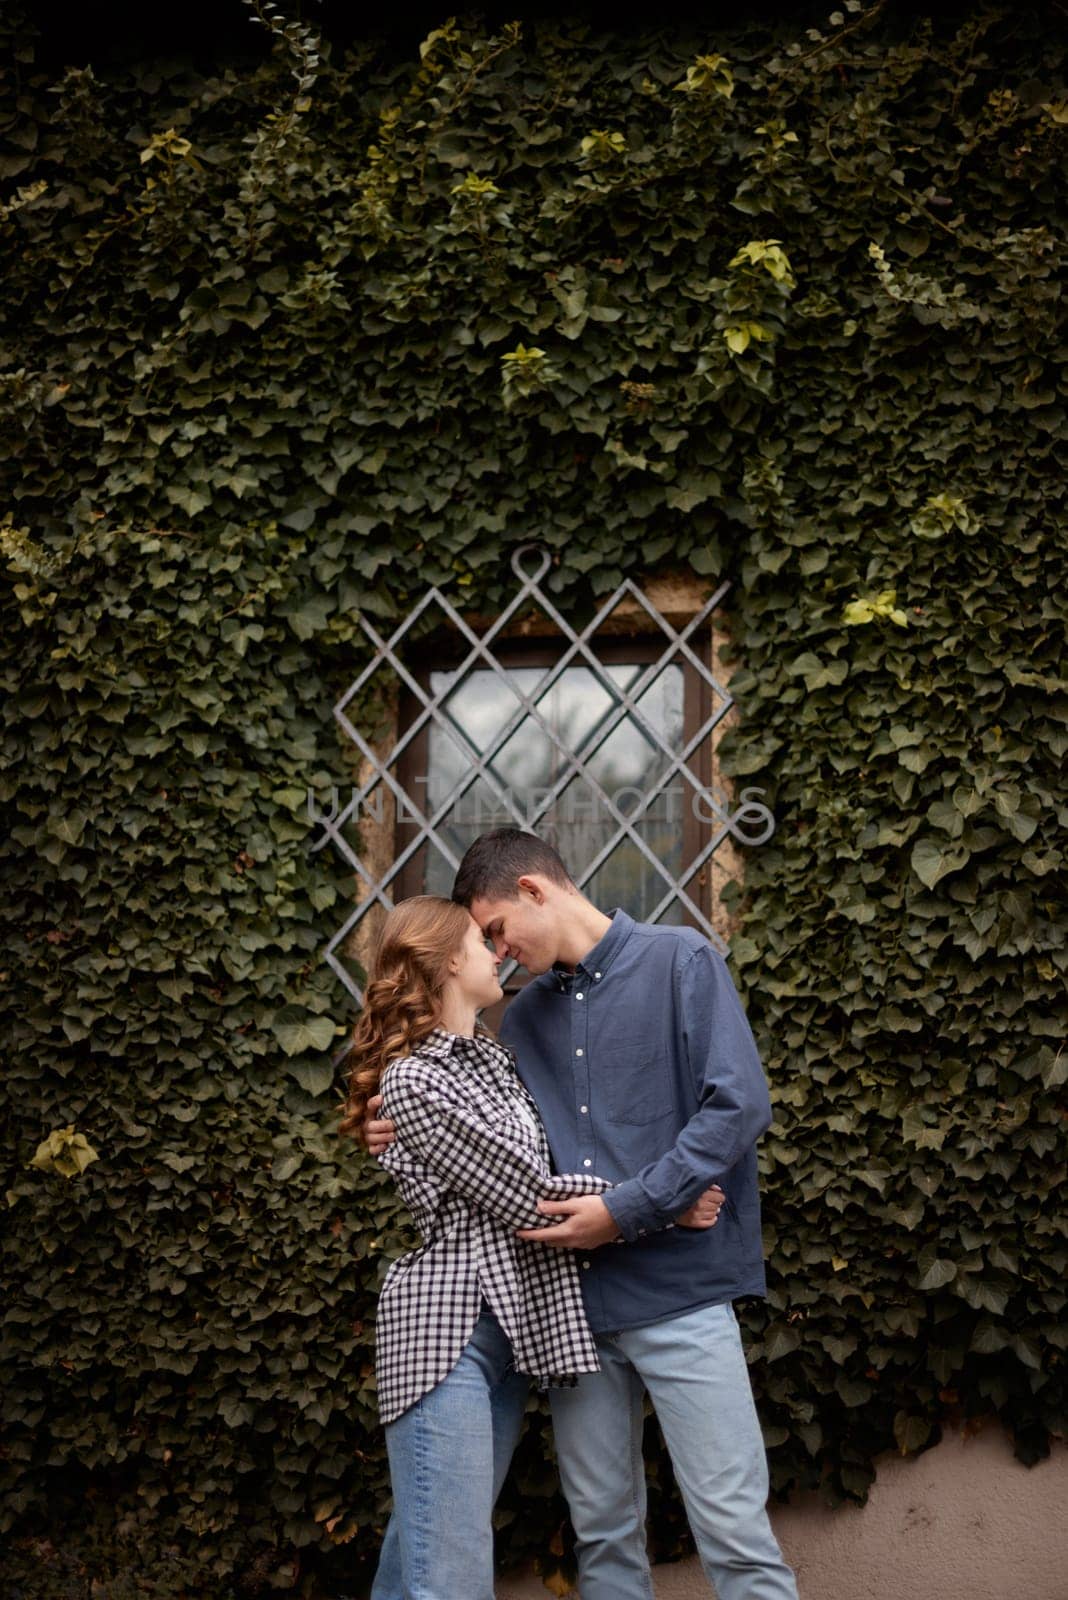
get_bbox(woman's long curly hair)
[339,895,473,1143]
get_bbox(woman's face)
[450,914,504,1011]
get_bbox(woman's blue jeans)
[370,1307,528,1600]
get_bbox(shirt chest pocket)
[601,1051,677,1126]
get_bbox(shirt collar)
[550,908,634,987]
[421,1026,507,1062]
[419,1027,457,1061]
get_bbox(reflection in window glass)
[422,663,685,923]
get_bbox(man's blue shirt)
[499,910,771,1334]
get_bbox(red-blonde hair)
[339,896,473,1143]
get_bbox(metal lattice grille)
[312,547,774,1003]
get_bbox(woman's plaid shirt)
[374,1027,610,1424]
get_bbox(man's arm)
[514,1183,725,1248]
[370,1079,724,1249]
[599,945,772,1243]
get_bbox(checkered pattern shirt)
[374,1028,610,1424]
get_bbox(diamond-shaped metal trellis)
[313,546,774,1004]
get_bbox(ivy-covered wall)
[1,2,1065,1594]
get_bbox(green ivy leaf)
[764,1324,802,1361]
[910,836,970,889]
[272,1009,337,1057]
[893,1411,932,1455]
[916,1253,957,1291]
[287,1060,336,1096]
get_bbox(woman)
[340,896,614,1600]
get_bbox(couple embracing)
[343,828,798,1600]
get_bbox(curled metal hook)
[510,544,553,585]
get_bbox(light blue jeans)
[370,1307,528,1600]
[549,1301,798,1600]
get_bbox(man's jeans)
[549,1301,799,1600]
[369,1307,528,1600]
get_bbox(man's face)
[469,885,560,976]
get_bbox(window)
[396,635,718,932]
[323,550,754,1006]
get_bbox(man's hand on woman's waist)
[516,1184,725,1248]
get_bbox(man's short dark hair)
[452,829,573,907]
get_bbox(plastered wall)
[498,1425,1068,1600]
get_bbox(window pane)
[422,661,686,923]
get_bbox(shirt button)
[576,992,584,1000]
[576,1048,583,1057]
[583,1158,592,1167]
[580,1104,589,1114]
[594,972,602,980]
[582,1259,591,1270]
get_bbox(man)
[367,828,798,1600]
